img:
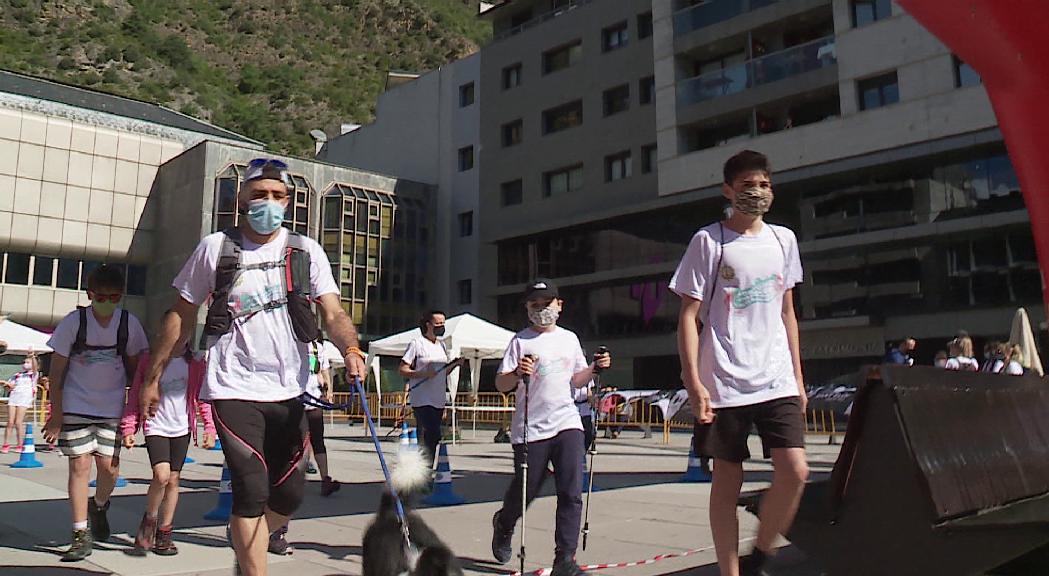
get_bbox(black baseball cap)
[524,278,559,302]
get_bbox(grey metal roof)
[0,69,262,145]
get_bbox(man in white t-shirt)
[42,264,150,562]
[399,310,464,467]
[140,159,368,576]
[670,150,808,576]
[490,279,611,576]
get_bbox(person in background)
[944,336,979,371]
[981,342,1004,372]
[1003,344,1026,375]
[399,311,464,467]
[883,338,916,365]
[934,350,949,368]
[2,352,40,453]
[304,347,340,497]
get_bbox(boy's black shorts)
[693,396,805,463]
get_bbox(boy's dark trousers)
[496,428,584,561]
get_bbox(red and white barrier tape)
[510,544,716,576]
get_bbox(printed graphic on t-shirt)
[73,349,121,366]
[728,273,784,311]
[535,357,575,379]
[229,279,283,317]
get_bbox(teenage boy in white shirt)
[671,150,808,576]
[490,279,611,576]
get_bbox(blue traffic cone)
[424,443,465,506]
[90,476,128,488]
[9,423,43,468]
[398,422,410,452]
[408,427,419,450]
[185,456,195,464]
[210,438,222,451]
[205,461,233,521]
[680,446,712,482]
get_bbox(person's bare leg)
[231,515,270,576]
[92,454,119,506]
[2,408,12,447]
[159,471,181,526]
[68,455,92,524]
[265,507,289,534]
[710,459,745,576]
[13,407,26,447]
[146,463,172,517]
[753,447,808,554]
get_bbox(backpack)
[201,228,322,344]
[71,307,133,378]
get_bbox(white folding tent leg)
[368,355,382,434]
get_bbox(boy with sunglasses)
[144,158,368,576]
[43,264,151,561]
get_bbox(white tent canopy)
[363,314,515,432]
[0,316,53,355]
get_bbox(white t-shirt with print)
[173,228,339,403]
[48,309,150,419]
[304,353,332,411]
[402,336,451,409]
[574,381,594,418]
[147,357,190,438]
[498,326,588,444]
[669,222,804,409]
[945,356,979,371]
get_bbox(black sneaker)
[268,525,293,555]
[491,510,514,564]
[88,499,111,542]
[60,529,93,562]
[739,548,771,576]
[551,558,589,576]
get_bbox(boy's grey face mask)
[733,186,774,216]
[528,306,560,327]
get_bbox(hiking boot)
[306,461,318,475]
[268,525,293,555]
[491,510,514,564]
[88,498,111,542]
[153,525,178,556]
[60,529,93,562]
[551,558,589,576]
[321,476,342,497]
[134,513,158,551]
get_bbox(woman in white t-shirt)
[1002,344,1026,375]
[304,348,340,496]
[943,336,979,371]
[399,311,463,466]
[121,335,215,555]
[2,353,40,453]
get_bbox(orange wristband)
[345,346,367,360]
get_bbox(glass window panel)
[295,207,308,224]
[324,197,341,229]
[216,178,238,213]
[7,253,31,285]
[126,265,147,296]
[33,256,54,287]
[57,259,79,289]
[355,268,366,299]
[216,214,236,232]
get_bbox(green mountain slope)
[0,0,489,155]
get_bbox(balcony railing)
[673,0,779,36]
[677,35,836,106]
[492,0,595,42]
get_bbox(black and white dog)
[362,449,464,576]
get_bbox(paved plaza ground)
[0,423,843,576]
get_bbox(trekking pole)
[581,346,607,552]
[519,354,536,576]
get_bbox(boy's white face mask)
[528,305,560,327]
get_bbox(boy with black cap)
[491,279,611,576]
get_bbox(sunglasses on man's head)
[90,293,123,303]
[247,158,289,170]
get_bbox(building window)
[501,179,524,206]
[458,279,473,305]
[4,253,30,285]
[954,56,981,88]
[458,146,475,171]
[543,165,584,197]
[283,174,313,235]
[126,265,148,296]
[502,119,523,147]
[858,72,899,111]
[641,144,657,174]
[214,170,240,231]
[605,151,632,182]
[32,256,54,287]
[57,259,79,289]
[638,12,653,39]
[603,84,630,116]
[459,82,475,107]
[639,75,655,105]
[502,63,522,90]
[458,211,473,237]
[542,100,583,134]
[602,21,629,52]
[852,0,892,28]
[543,40,582,74]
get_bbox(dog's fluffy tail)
[391,448,432,494]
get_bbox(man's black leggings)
[496,429,584,562]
